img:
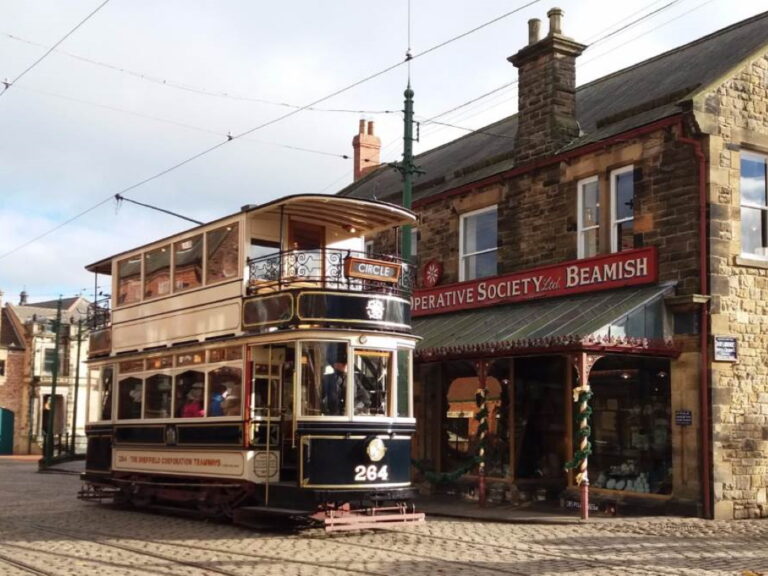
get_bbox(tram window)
[145,374,172,418]
[117,376,143,420]
[354,350,391,416]
[144,245,171,299]
[302,341,347,416]
[89,365,113,422]
[206,223,240,285]
[175,370,205,418]
[208,366,242,417]
[117,256,142,306]
[174,235,203,292]
[397,349,411,417]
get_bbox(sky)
[1,0,766,304]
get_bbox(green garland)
[564,390,594,471]
[411,387,490,485]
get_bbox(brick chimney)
[508,8,586,164]
[352,119,381,181]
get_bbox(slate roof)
[339,11,768,205]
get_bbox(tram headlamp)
[366,437,387,462]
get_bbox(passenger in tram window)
[181,386,204,418]
[208,383,226,417]
[222,387,241,416]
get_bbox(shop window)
[206,222,240,284]
[144,245,170,299]
[174,235,203,292]
[588,357,672,495]
[43,348,56,375]
[117,376,143,420]
[208,366,242,417]
[460,206,497,281]
[514,357,565,479]
[144,374,172,418]
[740,152,768,257]
[117,256,142,305]
[175,370,205,418]
[611,166,635,252]
[577,176,600,258]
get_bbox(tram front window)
[354,350,391,416]
[302,342,346,416]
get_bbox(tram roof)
[86,194,416,274]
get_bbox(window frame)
[459,205,498,282]
[740,151,768,258]
[577,175,600,259]
[610,165,635,253]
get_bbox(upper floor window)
[741,152,768,257]
[144,245,170,299]
[207,223,240,284]
[117,256,142,305]
[578,176,600,258]
[611,166,635,252]
[460,206,497,281]
[174,235,203,292]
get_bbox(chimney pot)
[367,121,375,136]
[358,119,366,134]
[547,7,564,36]
[528,18,541,45]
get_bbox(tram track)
[0,551,57,576]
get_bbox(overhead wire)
[0,0,544,262]
[1,0,111,98]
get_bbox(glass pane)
[174,235,203,292]
[463,208,497,254]
[208,366,242,417]
[117,376,143,420]
[175,370,205,418]
[145,374,172,418]
[96,366,113,421]
[207,223,240,284]
[462,250,497,281]
[144,246,170,299]
[303,341,347,416]
[615,170,634,221]
[741,155,767,206]
[117,256,142,305]
[741,206,768,256]
[580,228,599,258]
[397,349,410,417]
[581,180,600,227]
[354,350,391,416]
[616,219,635,252]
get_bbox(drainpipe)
[677,122,711,519]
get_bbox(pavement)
[4,454,631,524]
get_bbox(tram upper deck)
[85,195,416,358]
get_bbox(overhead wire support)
[1,0,111,99]
[114,194,203,225]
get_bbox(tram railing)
[246,249,415,298]
[87,296,111,331]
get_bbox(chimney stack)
[352,119,381,181]
[19,290,28,306]
[508,7,586,165]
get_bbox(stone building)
[0,293,90,455]
[340,9,768,519]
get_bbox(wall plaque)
[713,336,738,362]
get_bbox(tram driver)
[322,356,370,416]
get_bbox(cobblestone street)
[1,459,767,576]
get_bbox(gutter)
[677,121,712,520]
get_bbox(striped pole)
[475,360,488,506]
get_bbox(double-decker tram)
[80,195,424,530]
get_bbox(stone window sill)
[734,255,768,269]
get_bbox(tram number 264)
[354,464,389,482]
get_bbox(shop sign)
[674,410,693,427]
[344,256,401,283]
[713,336,738,362]
[413,247,658,317]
